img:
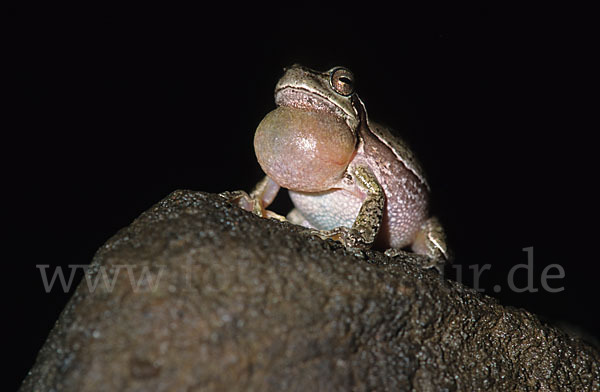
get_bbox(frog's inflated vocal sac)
[222,64,449,269]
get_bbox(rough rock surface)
[20,191,600,391]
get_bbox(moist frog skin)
[222,65,449,270]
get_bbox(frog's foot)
[220,176,283,219]
[219,190,287,221]
[305,226,371,250]
[219,190,263,215]
[264,210,287,221]
[409,216,450,273]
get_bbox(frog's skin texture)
[221,65,448,268]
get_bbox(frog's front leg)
[310,166,385,249]
[219,176,285,220]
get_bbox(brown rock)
[20,191,600,391]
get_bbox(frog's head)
[274,64,361,131]
[254,65,365,192]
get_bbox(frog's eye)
[330,67,355,96]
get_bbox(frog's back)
[368,121,429,190]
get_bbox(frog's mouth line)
[274,86,349,123]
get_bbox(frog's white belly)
[288,189,362,230]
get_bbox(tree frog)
[221,64,449,269]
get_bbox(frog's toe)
[219,190,263,216]
[384,248,410,258]
[264,210,287,222]
[411,216,451,267]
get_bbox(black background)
[7,4,597,389]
